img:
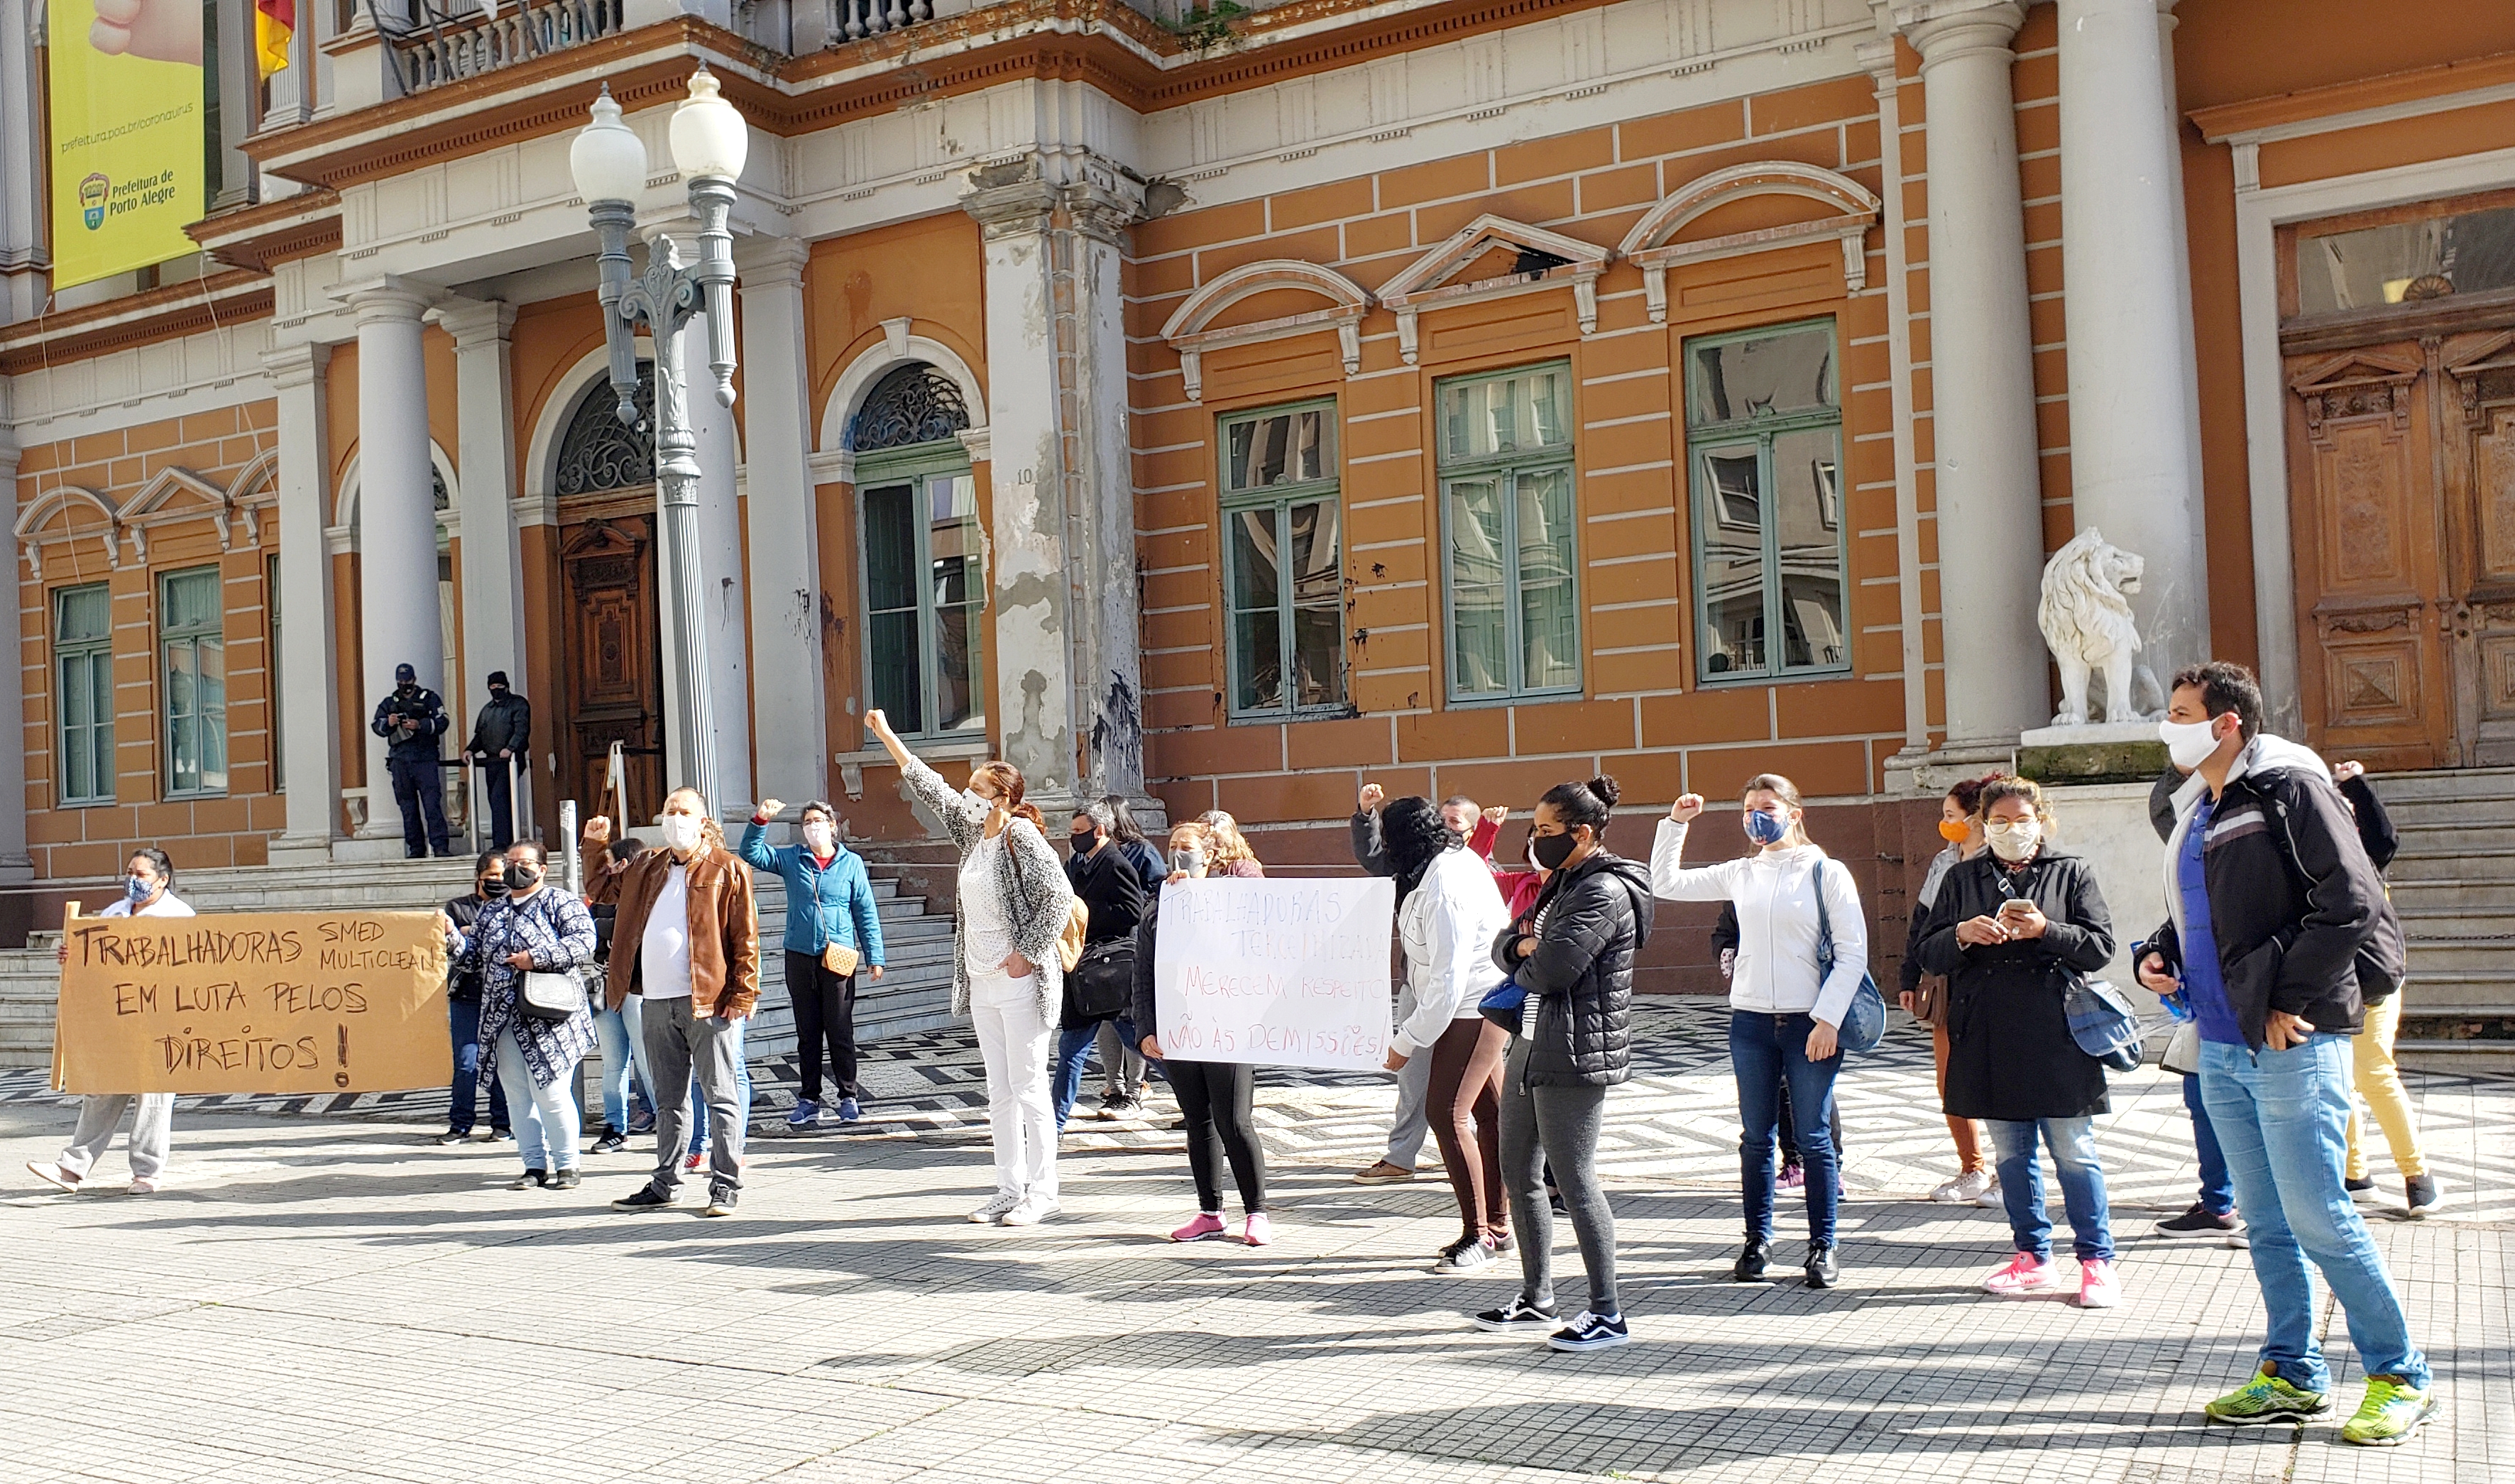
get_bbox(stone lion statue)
[2037,527,2164,727]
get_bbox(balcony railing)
[394,0,628,94]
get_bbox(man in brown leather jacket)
[606,787,762,1216]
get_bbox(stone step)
[2388,969,2515,1016]
[2389,879,2515,913]
[2395,1040,2515,1077]
[2384,845,2515,883]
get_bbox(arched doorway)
[551,369,667,823]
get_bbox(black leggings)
[1172,1059,1266,1214]
[785,952,859,1101]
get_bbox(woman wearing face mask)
[743,798,887,1129]
[436,850,515,1146]
[439,841,600,1192]
[865,710,1075,1226]
[28,850,193,1196]
[1903,774,2004,1205]
[1654,774,1864,1291]
[1914,777,2122,1309]
[1133,822,1272,1244]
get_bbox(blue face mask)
[1744,808,1790,846]
[125,876,153,904]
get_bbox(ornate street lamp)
[568,70,747,810]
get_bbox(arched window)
[555,365,657,495]
[848,363,970,452]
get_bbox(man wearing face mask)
[2137,663,2429,1446]
[1052,802,1148,1128]
[371,661,452,859]
[741,799,885,1128]
[437,850,515,1146]
[464,671,532,852]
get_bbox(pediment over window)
[1159,260,1373,402]
[13,484,118,578]
[1618,162,1880,324]
[2287,348,2424,436]
[117,464,274,554]
[1376,216,1611,365]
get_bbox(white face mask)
[659,814,704,853]
[962,787,994,814]
[1983,819,2042,862]
[801,822,835,856]
[2159,716,2225,770]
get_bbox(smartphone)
[2000,898,2036,915]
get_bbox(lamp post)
[569,70,748,810]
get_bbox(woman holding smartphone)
[1912,777,2122,1308]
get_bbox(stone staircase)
[0,850,960,1072]
[2377,766,2515,1076]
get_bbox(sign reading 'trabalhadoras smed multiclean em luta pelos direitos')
[53,909,452,1095]
[1152,876,1396,1072]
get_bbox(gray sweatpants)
[57,1094,174,1182]
[1500,1036,1617,1317]
[1094,1020,1146,1097]
[1382,983,1434,1168]
[642,997,746,1198]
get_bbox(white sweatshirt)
[1393,845,1513,1056]
[1650,819,1866,1028]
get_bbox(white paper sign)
[1152,876,1397,1072]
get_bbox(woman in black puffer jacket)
[1478,776,1655,1353]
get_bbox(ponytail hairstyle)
[1379,796,1457,906]
[1740,773,1813,850]
[1977,775,2056,831]
[1947,769,2006,820]
[1196,809,1258,867]
[972,761,1046,832]
[1536,774,1620,841]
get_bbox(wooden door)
[2285,344,2456,769]
[2443,331,2515,765]
[559,517,665,823]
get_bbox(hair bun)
[1586,774,1621,808]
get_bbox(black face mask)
[1530,830,1581,871]
[501,863,541,891]
[1069,831,1096,857]
[479,877,508,898]
[488,687,508,700]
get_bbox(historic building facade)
[5,0,2512,988]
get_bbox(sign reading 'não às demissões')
[53,911,452,1095]
[1151,876,1396,1072]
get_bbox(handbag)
[1478,976,1528,1032]
[2160,1018,2202,1077]
[518,969,586,1023]
[2064,975,2144,1072]
[1812,856,1887,1053]
[1912,972,1948,1028]
[1068,940,1135,1023]
[821,942,860,977]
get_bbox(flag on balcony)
[254,0,294,77]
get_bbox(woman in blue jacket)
[744,798,886,1126]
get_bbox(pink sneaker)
[1242,1212,1273,1247]
[2076,1258,2121,1309]
[1982,1252,2054,1296]
[1170,1211,1229,1243]
[1777,1163,1806,1190]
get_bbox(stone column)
[264,342,343,865]
[962,153,1149,812]
[0,429,28,883]
[682,302,754,815]
[1897,1,2049,750]
[2056,0,2208,693]
[439,298,530,824]
[735,236,828,808]
[345,278,444,841]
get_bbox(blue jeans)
[446,997,507,1134]
[1988,1116,2114,1262]
[619,994,658,1126]
[493,1026,581,1173]
[2199,1035,2430,1392]
[686,1017,752,1155]
[1052,1018,1136,1128]
[588,1005,633,1133]
[1729,1010,1841,1248]
[2184,1072,2233,1216]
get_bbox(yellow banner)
[53,910,453,1096]
[46,0,204,291]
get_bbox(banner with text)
[46,0,204,290]
[54,911,453,1095]
[1152,876,1396,1072]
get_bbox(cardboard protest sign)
[1152,876,1396,1072]
[53,908,453,1095]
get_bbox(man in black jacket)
[465,671,532,850]
[2136,662,2432,1446]
[1056,804,1148,1126]
[371,662,451,857]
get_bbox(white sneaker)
[26,1160,82,1193]
[1000,1194,1060,1227]
[1931,1169,1995,1204]
[1974,1175,2005,1209]
[968,1192,1020,1224]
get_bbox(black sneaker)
[703,1191,739,1218]
[434,1129,471,1146]
[2156,1203,2244,1241]
[1730,1238,1772,1282]
[1804,1244,1839,1290]
[548,1169,582,1190]
[611,1184,678,1212]
[2404,1175,2444,1217]
[1473,1297,1558,1332]
[2345,1176,2379,1204]
[506,1168,547,1191]
[1432,1236,1497,1275]
[590,1128,628,1155]
[1547,1311,1630,1353]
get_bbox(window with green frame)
[160,566,227,796]
[858,454,987,742]
[1684,319,1848,684]
[1437,362,1580,703]
[1220,401,1347,719]
[54,584,114,806]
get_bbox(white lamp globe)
[667,67,749,182]
[569,84,647,206]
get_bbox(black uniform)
[465,673,532,850]
[372,671,451,857]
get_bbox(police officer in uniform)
[372,661,452,857]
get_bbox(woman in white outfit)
[1652,774,1867,1292]
[28,847,193,1195]
[865,708,1075,1226]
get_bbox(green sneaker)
[2203,1366,2330,1425]
[2340,1376,2438,1446]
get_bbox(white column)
[265,342,342,864]
[683,304,753,815]
[735,236,828,808]
[1898,1,2048,749]
[1068,189,1149,801]
[345,278,444,837]
[0,429,28,882]
[2056,0,2208,694]
[439,299,526,740]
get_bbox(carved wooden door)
[2443,331,2515,765]
[559,518,665,822]
[2284,343,2455,769]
